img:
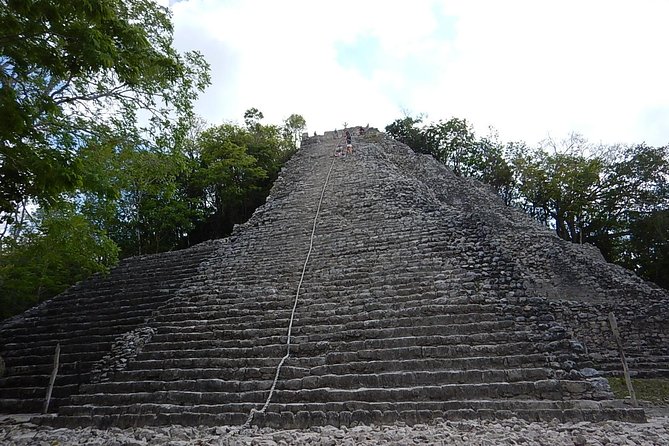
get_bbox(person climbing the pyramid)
[345,129,353,155]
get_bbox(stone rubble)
[90,327,157,383]
[2,415,669,445]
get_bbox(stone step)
[320,340,558,364]
[106,246,215,265]
[2,340,115,360]
[122,350,570,381]
[310,353,558,376]
[0,373,71,388]
[38,403,647,429]
[135,332,535,362]
[150,312,509,335]
[0,397,60,414]
[152,304,508,331]
[66,379,609,408]
[10,295,169,324]
[0,373,89,400]
[145,320,521,351]
[113,365,312,383]
[4,349,107,369]
[1,383,79,400]
[78,368,554,397]
[128,342,571,370]
[171,291,503,309]
[32,290,174,314]
[604,368,669,378]
[159,290,498,315]
[51,279,186,299]
[55,399,645,425]
[14,276,189,308]
[150,312,509,342]
[155,294,502,319]
[155,292,501,313]
[1,314,150,339]
[161,295,511,317]
[3,327,145,351]
[5,360,98,377]
[316,342,560,366]
[597,355,669,367]
[125,356,325,372]
[2,327,137,347]
[3,353,103,378]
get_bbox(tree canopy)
[0,0,210,223]
[1,104,304,318]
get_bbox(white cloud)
[165,0,669,146]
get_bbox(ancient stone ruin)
[1,129,668,428]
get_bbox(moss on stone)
[608,378,669,404]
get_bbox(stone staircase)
[596,354,669,378]
[0,240,221,413]
[3,129,664,427]
[53,292,638,428]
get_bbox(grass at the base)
[608,378,669,404]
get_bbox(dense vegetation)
[0,1,305,319]
[386,116,669,289]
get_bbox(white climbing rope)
[222,153,338,439]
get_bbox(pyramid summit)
[1,128,667,428]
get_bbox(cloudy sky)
[160,0,669,146]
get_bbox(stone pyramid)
[2,129,668,428]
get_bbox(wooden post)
[608,312,637,407]
[43,343,61,414]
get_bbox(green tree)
[509,135,604,242]
[594,144,669,277]
[424,118,477,176]
[0,205,118,319]
[0,0,210,223]
[620,209,669,288]
[190,123,269,238]
[284,113,307,148]
[385,115,433,154]
[475,131,516,205]
[243,107,264,129]
[79,143,199,257]
[77,112,300,256]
